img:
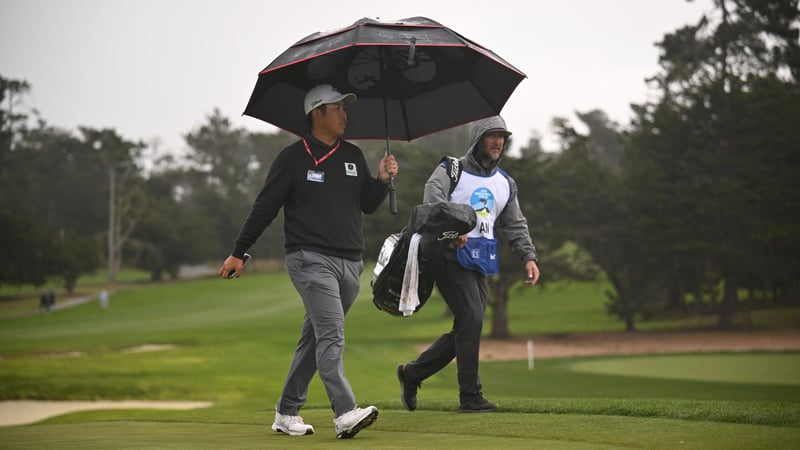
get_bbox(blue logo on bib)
[470,188,495,218]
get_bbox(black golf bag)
[371,202,476,316]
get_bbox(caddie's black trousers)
[405,258,488,404]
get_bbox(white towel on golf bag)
[399,233,423,316]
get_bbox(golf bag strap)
[442,156,462,196]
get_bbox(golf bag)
[371,201,476,316]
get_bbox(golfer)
[396,115,539,413]
[220,84,398,438]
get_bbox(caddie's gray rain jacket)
[423,115,538,263]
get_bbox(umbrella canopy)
[243,16,526,141]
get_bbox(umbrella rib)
[399,99,411,142]
[259,45,353,75]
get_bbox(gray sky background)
[2,0,711,157]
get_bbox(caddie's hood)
[464,115,512,173]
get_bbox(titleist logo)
[450,158,459,179]
[438,231,460,241]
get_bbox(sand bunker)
[477,329,800,361]
[0,400,212,427]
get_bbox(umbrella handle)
[381,92,398,215]
[388,177,398,215]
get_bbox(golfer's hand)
[378,153,398,183]
[456,234,468,248]
[219,256,243,279]
[524,260,540,286]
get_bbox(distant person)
[99,289,109,310]
[219,84,398,439]
[396,116,540,413]
[46,289,56,312]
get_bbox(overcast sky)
[2,0,712,156]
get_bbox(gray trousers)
[276,250,362,417]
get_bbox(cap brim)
[486,128,512,137]
[329,92,357,105]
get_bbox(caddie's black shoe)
[458,397,498,413]
[397,363,420,411]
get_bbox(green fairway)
[1,272,799,448]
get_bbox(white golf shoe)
[271,410,314,436]
[333,405,378,439]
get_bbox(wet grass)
[1,272,798,448]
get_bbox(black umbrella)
[243,16,526,213]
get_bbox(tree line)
[1,0,798,333]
